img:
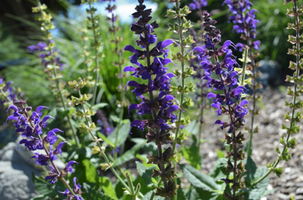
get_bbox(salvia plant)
[1,0,302,200]
[223,0,262,157]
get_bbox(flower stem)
[88,1,103,106]
[36,0,80,148]
[77,90,131,193]
[144,27,169,197]
[172,0,185,153]
[252,0,300,186]
[23,107,76,196]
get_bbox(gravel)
[197,87,303,200]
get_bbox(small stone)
[296,188,303,195]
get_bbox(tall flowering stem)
[198,11,248,199]
[68,78,138,199]
[31,2,80,147]
[252,0,302,186]
[189,0,209,154]
[82,0,103,106]
[166,0,195,153]
[103,0,127,158]
[223,0,261,156]
[6,99,82,200]
[124,0,178,198]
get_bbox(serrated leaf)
[244,157,270,200]
[181,164,220,191]
[244,156,257,187]
[136,161,148,176]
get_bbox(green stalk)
[88,1,103,106]
[252,1,300,186]
[37,0,80,147]
[78,89,132,193]
[108,0,125,159]
[172,0,186,153]
[197,84,204,152]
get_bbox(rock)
[0,161,38,199]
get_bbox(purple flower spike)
[189,0,208,10]
[124,1,178,196]
[223,0,260,51]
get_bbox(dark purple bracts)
[124,0,178,198]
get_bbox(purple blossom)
[6,102,81,198]
[125,0,178,138]
[0,78,17,104]
[198,11,249,132]
[189,0,208,10]
[223,0,261,51]
[27,42,64,70]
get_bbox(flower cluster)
[0,78,16,105]
[6,100,82,200]
[189,0,208,10]
[28,41,64,70]
[223,0,262,157]
[124,0,178,198]
[196,11,248,199]
[223,0,260,51]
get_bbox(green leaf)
[177,178,186,200]
[143,191,165,200]
[107,120,130,147]
[186,187,202,200]
[98,132,115,147]
[195,188,223,200]
[92,103,108,110]
[244,157,270,200]
[244,139,252,156]
[183,119,199,135]
[82,182,115,200]
[135,161,156,185]
[31,173,61,200]
[182,143,202,169]
[114,143,143,166]
[244,156,257,187]
[180,164,220,191]
[209,158,228,181]
[136,161,148,176]
[217,150,225,159]
[82,159,97,183]
[110,114,120,123]
[98,177,117,200]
